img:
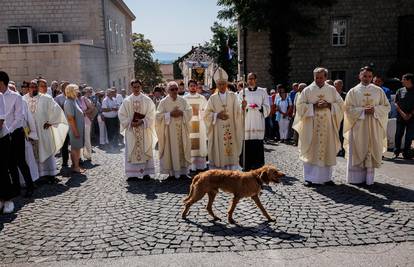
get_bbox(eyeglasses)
[169,87,178,91]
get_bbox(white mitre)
[213,67,228,83]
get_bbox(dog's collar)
[255,176,264,188]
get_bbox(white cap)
[213,67,228,83]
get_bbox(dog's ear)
[260,168,270,184]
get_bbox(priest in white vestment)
[184,79,208,172]
[23,80,68,183]
[156,81,192,179]
[344,67,390,185]
[19,99,40,185]
[204,68,243,170]
[293,68,344,186]
[239,72,270,171]
[118,79,156,180]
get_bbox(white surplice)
[239,87,270,140]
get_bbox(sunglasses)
[169,87,178,91]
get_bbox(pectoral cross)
[363,93,373,107]
[317,94,325,100]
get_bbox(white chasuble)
[23,93,68,176]
[155,95,192,177]
[118,93,156,177]
[344,83,390,184]
[184,93,208,170]
[293,82,344,183]
[204,91,243,170]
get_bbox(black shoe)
[143,175,151,181]
[166,176,175,181]
[24,187,34,198]
[304,181,314,187]
[48,176,60,184]
[127,177,138,182]
[325,181,335,186]
[179,175,190,180]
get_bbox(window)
[331,19,347,46]
[112,80,115,87]
[115,23,120,54]
[123,76,126,88]
[7,26,33,44]
[108,18,114,53]
[120,26,125,54]
[118,78,122,88]
[38,32,63,43]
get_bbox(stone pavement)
[0,143,413,265]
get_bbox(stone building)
[0,0,135,90]
[159,64,174,82]
[238,0,414,90]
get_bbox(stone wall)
[0,43,81,85]
[0,42,110,89]
[241,0,414,90]
[0,0,105,47]
[239,30,272,89]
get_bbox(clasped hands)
[217,111,229,120]
[131,119,144,128]
[170,107,183,118]
[313,100,331,110]
[241,100,260,111]
[364,105,375,115]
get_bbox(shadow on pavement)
[186,219,305,241]
[362,182,414,203]
[314,184,396,213]
[127,178,192,200]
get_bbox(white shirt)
[102,96,119,118]
[0,93,8,137]
[3,88,24,133]
[116,94,124,106]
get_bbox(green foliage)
[217,0,336,85]
[132,33,163,91]
[202,22,238,81]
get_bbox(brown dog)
[182,165,284,224]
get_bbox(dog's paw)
[213,217,221,222]
[228,218,236,224]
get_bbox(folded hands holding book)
[131,112,145,127]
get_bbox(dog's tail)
[183,174,200,203]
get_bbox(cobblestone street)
[0,143,413,264]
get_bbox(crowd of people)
[0,66,413,214]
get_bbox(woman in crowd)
[64,84,85,173]
[78,87,95,162]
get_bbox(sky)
[123,0,228,55]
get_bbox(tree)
[203,22,238,81]
[132,33,163,91]
[217,0,336,85]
